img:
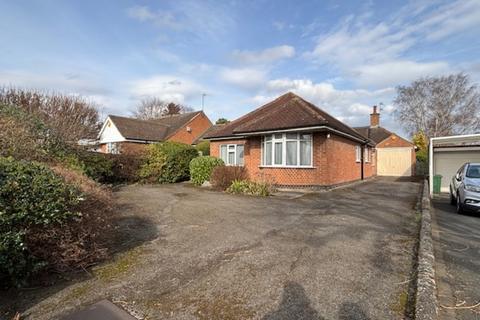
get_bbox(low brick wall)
[415,179,438,320]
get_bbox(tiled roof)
[108,111,202,142]
[204,92,367,142]
[353,126,394,144]
[192,124,227,144]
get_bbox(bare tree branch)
[0,87,101,143]
[132,97,194,120]
[393,73,480,139]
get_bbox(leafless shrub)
[0,87,101,143]
[0,114,43,160]
[210,166,247,191]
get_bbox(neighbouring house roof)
[204,92,369,143]
[106,111,203,142]
[353,126,393,144]
[353,126,413,146]
[192,124,227,145]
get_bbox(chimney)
[370,105,380,128]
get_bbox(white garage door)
[377,147,412,176]
[434,150,480,192]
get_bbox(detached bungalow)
[97,111,212,154]
[204,92,376,188]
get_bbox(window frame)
[355,145,362,163]
[107,142,120,154]
[219,143,244,166]
[261,133,313,168]
[364,147,370,163]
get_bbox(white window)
[107,142,120,154]
[355,145,361,162]
[219,144,244,166]
[261,133,312,167]
[364,147,370,163]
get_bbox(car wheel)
[456,193,464,214]
[450,188,456,205]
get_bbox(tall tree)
[215,117,230,125]
[394,73,480,138]
[133,97,193,120]
[0,87,100,143]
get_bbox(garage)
[429,134,480,195]
[377,147,413,176]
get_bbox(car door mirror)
[455,173,461,181]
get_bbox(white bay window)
[261,133,312,167]
[220,144,244,166]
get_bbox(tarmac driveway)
[12,177,421,320]
[432,196,480,319]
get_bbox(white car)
[450,162,480,214]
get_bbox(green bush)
[189,156,224,186]
[226,179,274,196]
[0,157,81,286]
[107,153,143,183]
[57,150,115,183]
[139,141,198,183]
[195,141,210,156]
[210,166,247,191]
[77,151,114,182]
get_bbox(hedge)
[0,157,81,286]
[139,141,198,183]
[195,141,210,156]
[189,156,224,186]
[210,166,247,191]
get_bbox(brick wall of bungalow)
[210,132,376,187]
[168,112,213,145]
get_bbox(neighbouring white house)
[96,111,212,154]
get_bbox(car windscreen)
[466,165,480,178]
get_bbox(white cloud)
[220,68,267,89]
[126,6,179,29]
[419,0,480,41]
[0,70,110,96]
[232,45,295,65]
[250,77,396,127]
[126,6,155,22]
[354,60,450,87]
[0,70,131,114]
[130,75,203,103]
[126,2,234,40]
[272,21,295,31]
[305,0,480,87]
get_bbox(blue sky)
[1,0,479,136]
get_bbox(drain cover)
[62,300,136,320]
